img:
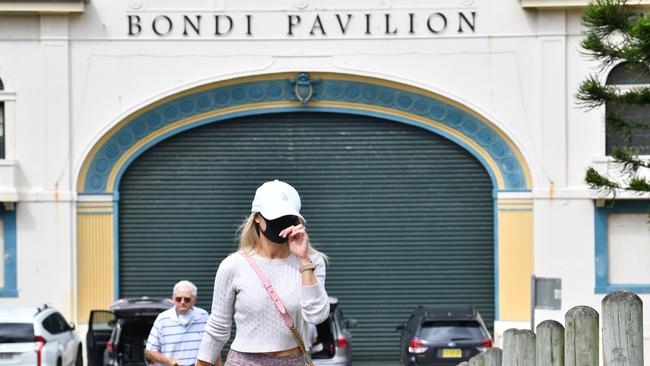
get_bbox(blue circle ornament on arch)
[83,73,529,193]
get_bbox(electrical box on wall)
[533,276,562,310]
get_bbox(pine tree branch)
[616,86,650,104]
[628,13,650,64]
[610,147,650,173]
[582,0,633,36]
[580,0,650,199]
[576,76,615,108]
[627,176,650,192]
[606,112,650,132]
[585,166,621,195]
[580,30,624,65]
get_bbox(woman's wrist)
[299,261,316,273]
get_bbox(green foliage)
[585,167,620,193]
[582,0,633,35]
[577,75,612,108]
[579,0,650,196]
[628,176,650,191]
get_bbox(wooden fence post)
[536,320,564,366]
[602,290,644,366]
[485,348,503,366]
[470,352,486,366]
[565,305,598,366]
[502,329,535,366]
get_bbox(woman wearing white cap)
[196,180,330,366]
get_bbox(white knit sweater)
[196,251,330,363]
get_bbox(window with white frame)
[595,200,650,293]
[605,62,650,155]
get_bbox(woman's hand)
[281,224,309,260]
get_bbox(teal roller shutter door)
[118,112,494,363]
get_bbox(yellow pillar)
[77,200,115,321]
[498,198,534,321]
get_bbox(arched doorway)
[76,72,534,363]
[117,112,494,362]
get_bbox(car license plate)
[441,348,462,358]
[0,353,14,359]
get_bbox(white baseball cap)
[251,180,306,223]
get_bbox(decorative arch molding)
[75,72,534,323]
[77,72,532,194]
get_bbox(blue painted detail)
[180,99,195,114]
[362,87,378,103]
[249,86,264,101]
[196,95,211,110]
[0,206,17,297]
[232,88,247,102]
[290,73,319,104]
[113,198,120,300]
[146,113,163,129]
[429,104,446,120]
[594,200,650,294]
[493,192,500,320]
[83,76,529,193]
[379,91,395,105]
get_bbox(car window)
[90,311,115,331]
[43,313,70,334]
[0,323,34,342]
[52,313,71,332]
[334,309,344,327]
[416,321,486,342]
[42,314,60,334]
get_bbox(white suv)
[0,305,82,366]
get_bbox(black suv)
[87,297,174,366]
[395,306,492,366]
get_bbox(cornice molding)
[0,1,85,14]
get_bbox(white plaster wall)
[0,203,75,319]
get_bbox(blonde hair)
[237,212,328,262]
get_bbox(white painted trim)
[76,194,113,202]
[0,92,16,102]
[521,0,650,8]
[532,187,650,199]
[497,191,534,199]
[0,2,84,14]
[11,190,78,202]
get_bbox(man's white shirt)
[146,306,209,365]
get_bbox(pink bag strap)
[242,254,316,366]
[242,255,294,328]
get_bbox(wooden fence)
[458,290,643,366]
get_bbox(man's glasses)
[174,296,193,303]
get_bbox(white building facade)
[0,0,648,362]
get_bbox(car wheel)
[75,347,83,366]
[56,357,62,366]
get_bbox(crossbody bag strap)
[242,254,316,366]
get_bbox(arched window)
[605,62,650,155]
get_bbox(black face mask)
[257,215,298,244]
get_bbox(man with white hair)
[145,280,217,366]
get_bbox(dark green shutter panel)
[119,112,494,363]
